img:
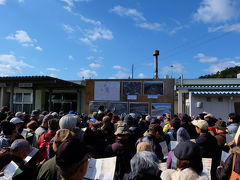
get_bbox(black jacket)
[216,147,240,180]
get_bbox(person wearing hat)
[161,141,208,180]
[55,139,90,180]
[30,110,40,125]
[105,123,136,180]
[136,124,164,160]
[192,119,220,179]
[10,117,24,133]
[214,120,228,152]
[37,129,75,180]
[15,112,25,120]
[33,114,54,147]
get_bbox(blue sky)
[0,0,240,80]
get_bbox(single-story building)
[175,78,240,120]
[0,76,85,114]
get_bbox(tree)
[199,66,240,78]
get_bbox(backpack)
[36,134,51,163]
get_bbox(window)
[206,97,211,102]
[13,93,33,113]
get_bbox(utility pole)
[153,50,159,79]
[132,64,134,79]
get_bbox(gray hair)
[130,151,160,175]
[11,139,31,153]
[59,115,77,131]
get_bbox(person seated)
[161,141,208,180]
[128,151,161,180]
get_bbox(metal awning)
[191,91,240,96]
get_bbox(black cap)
[56,139,89,169]
[174,141,201,160]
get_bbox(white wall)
[190,96,240,120]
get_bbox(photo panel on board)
[144,81,163,95]
[151,103,171,117]
[122,81,142,95]
[129,102,149,116]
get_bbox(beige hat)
[114,123,130,136]
[53,129,75,152]
[137,142,153,153]
[192,120,208,130]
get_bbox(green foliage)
[199,66,240,78]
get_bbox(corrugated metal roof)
[191,91,240,96]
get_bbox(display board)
[89,101,108,114]
[129,102,149,115]
[94,81,120,101]
[108,102,128,115]
[144,81,163,95]
[151,103,171,117]
[122,81,142,95]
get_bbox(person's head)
[11,139,31,159]
[0,120,16,136]
[156,116,163,122]
[215,120,227,133]
[112,115,119,124]
[31,110,40,120]
[53,129,75,152]
[15,112,25,120]
[164,113,170,123]
[181,114,191,123]
[130,151,160,177]
[136,142,153,153]
[48,118,59,131]
[42,114,54,127]
[114,123,130,139]
[59,115,77,131]
[124,114,134,126]
[1,106,8,113]
[10,117,24,130]
[192,120,208,134]
[198,113,207,120]
[56,139,89,180]
[228,113,240,123]
[174,141,203,174]
[148,124,164,139]
[177,127,190,143]
[98,105,104,112]
[170,117,181,130]
[204,114,217,127]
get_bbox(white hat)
[10,117,24,124]
[192,120,208,130]
[15,112,25,118]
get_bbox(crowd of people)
[0,105,240,180]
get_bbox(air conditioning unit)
[196,102,203,108]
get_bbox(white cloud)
[47,68,59,71]
[111,71,130,79]
[6,30,32,43]
[194,53,218,63]
[0,54,33,76]
[49,73,57,78]
[110,5,164,32]
[61,0,73,7]
[35,46,43,51]
[162,63,184,74]
[89,63,101,68]
[193,0,238,23]
[77,68,97,79]
[138,73,145,78]
[18,0,24,3]
[113,65,126,70]
[62,24,75,33]
[6,30,42,51]
[110,5,146,21]
[84,27,113,41]
[0,0,5,5]
[208,23,240,32]
[205,60,240,73]
[87,56,94,60]
[68,55,73,60]
[137,22,163,31]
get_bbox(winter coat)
[105,138,136,180]
[161,168,209,180]
[216,146,240,180]
[196,132,221,180]
[136,134,164,160]
[181,122,198,139]
[227,122,240,135]
[127,171,161,180]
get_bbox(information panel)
[94,81,120,101]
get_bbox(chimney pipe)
[153,50,159,79]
